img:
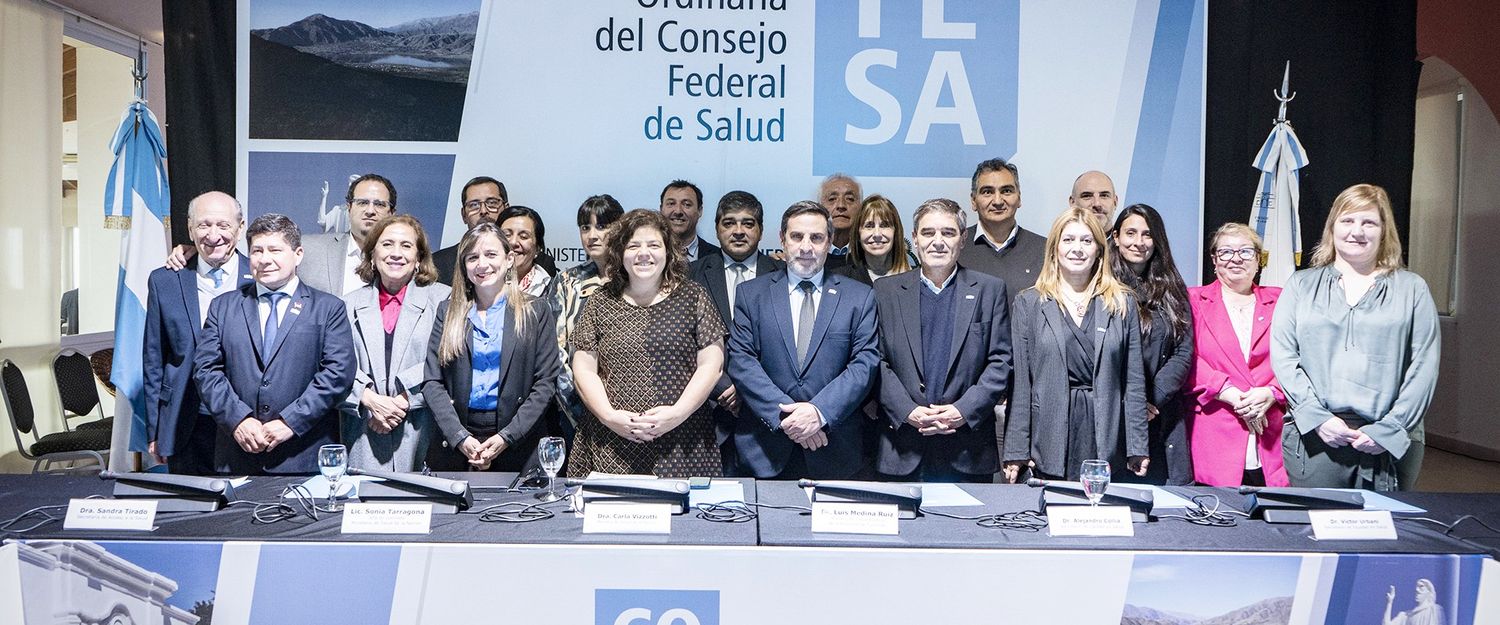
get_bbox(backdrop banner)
[7,540,1494,625]
[236,0,1205,278]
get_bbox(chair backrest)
[53,351,101,417]
[2,359,36,437]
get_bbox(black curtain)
[162,1,236,246]
[1204,0,1419,283]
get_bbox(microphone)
[1025,477,1049,488]
[797,478,817,488]
[1238,485,1263,495]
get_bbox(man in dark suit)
[873,199,1012,482]
[432,176,508,283]
[143,191,255,474]
[299,174,396,296]
[659,179,720,262]
[194,213,356,475]
[689,190,784,475]
[957,158,1046,297]
[728,201,879,479]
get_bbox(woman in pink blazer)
[1186,223,1288,486]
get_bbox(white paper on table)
[286,475,382,499]
[916,483,984,507]
[1116,485,1196,510]
[688,481,746,508]
[228,477,252,488]
[1331,488,1427,514]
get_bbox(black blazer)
[422,297,560,462]
[432,244,459,287]
[1004,289,1148,478]
[1138,304,1195,485]
[828,262,873,287]
[874,267,1011,475]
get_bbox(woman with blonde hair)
[831,194,914,285]
[1271,183,1439,490]
[421,222,560,471]
[1003,207,1149,482]
[1186,222,1287,486]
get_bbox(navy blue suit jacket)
[873,267,1012,476]
[193,279,356,474]
[142,256,254,458]
[727,269,879,478]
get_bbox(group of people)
[141,158,1439,492]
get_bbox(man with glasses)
[300,174,398,295]
[433,176,509,283]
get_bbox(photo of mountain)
[248,2,482,141]
[1120,554,1301,625]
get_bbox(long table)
[3,475,1498,625]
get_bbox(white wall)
[1420,58,1500,461]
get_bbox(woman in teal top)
[1270,184,1440,491]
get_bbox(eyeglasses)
[464,198,506,211]
[350,198,391,210]
[1214,248,1258,261]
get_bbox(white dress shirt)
[255,276,301,332]
[342,236,364,295]
[724,252,760,312]
[196,254,241,327]
[786,268,825,344]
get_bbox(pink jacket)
[1186,282,1288,486]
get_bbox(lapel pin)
[828,288,837,294]
[291,301,304,315]
[1096,327,1106,333]
[965,294,976,300]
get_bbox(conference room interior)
[0,0,1497,495]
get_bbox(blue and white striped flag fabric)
[1249,120,1308,287]
[106,101,171,471]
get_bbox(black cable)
[1402,514,1500,538]
[475,498,570,523]
[1153,494,1245,527]
[224,484,325,524]
[692,500,812,523]
[0,495,108,534]
[919,507,1049,531]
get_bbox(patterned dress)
[567,281,726,478]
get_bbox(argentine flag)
[1249,118,1308,288]
[105,101,171,471]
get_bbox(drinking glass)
[1080,459,1111,506]
[318,444,348,512]
[536,437,567,502]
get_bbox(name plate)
[64,499,156,531]
[1309,510,1397,540]
[340,503,433,535]
[810,502,900,535]
[1047,505,1135,537]
[582,502,672,534]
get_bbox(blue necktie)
[261,292,287,348]
[209,267,225,289]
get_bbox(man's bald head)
[1069,170,1118,227]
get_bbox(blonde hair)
[1209,222,1266,270]
[1033,207,1130,316]
[438,222,530,366]
[847,195,913,274]
[1309,183,1404,270]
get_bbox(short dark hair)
[346,173,398,210]
[660,179,703,208]
[497,205,548,258]
[601,209,688,297]
[779,200,832,236]
[577,194,625,227]
[247,213,302,249]
[460,176,508,204]
[715,190,763,223]
[970,158,1020,195]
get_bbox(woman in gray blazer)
[1271,184,1439,491]
[1003,208,1150,482]
[341,215,447,472]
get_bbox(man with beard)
[299,174,397,295]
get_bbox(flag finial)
[1275,61,1295,122]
